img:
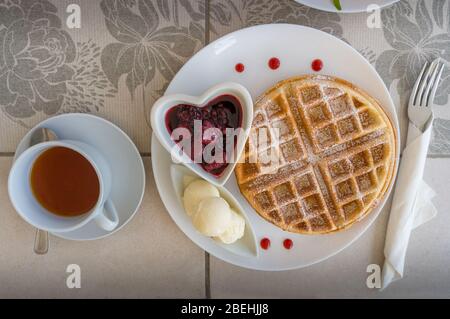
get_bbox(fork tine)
[411,62,428,106]
[420,59,441,106]
[416,60,437,106]
[426,62,445,107]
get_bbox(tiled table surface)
[1,0,450,298]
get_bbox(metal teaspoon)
[29,127,58,255]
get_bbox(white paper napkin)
[381,120,437,290]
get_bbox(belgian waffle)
[235,75,397,234]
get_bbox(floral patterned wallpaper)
[99,0,204,97]
[0,0,449,155]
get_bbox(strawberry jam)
[165,95,242,176]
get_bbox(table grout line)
[428,154,450,158]
[205,0,210,45]
[205,252,211,299]
[204,0,211,300]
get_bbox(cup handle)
[94,199,119,231]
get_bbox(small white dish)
[13,114,145,241]
[151,82,253,187]
[170,164,258,257]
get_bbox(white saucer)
[151,24,399,270]
[14,114,145,240]
[295,0,399,13]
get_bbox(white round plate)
[151,24,399,270]
[295,0,398,13]
[14,114,145,241]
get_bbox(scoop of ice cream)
[183,179,220,216]
[183,175,198,188]
[217,209,245,244]
[193,197,231,237]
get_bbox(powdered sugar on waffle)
[235,75,396,234]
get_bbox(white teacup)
[8,140,119,233]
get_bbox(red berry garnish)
[283,239,293,250]
[268,57,280,70]
[260,237,271,250]
[312,59,323,72]
[235,63,245,73]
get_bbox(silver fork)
[408,58,445,132]
[382,58,445,290]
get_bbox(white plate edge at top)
[294,0,399,13]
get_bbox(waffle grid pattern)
[235,76,396,234]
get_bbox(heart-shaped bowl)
[151,82,253,186]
